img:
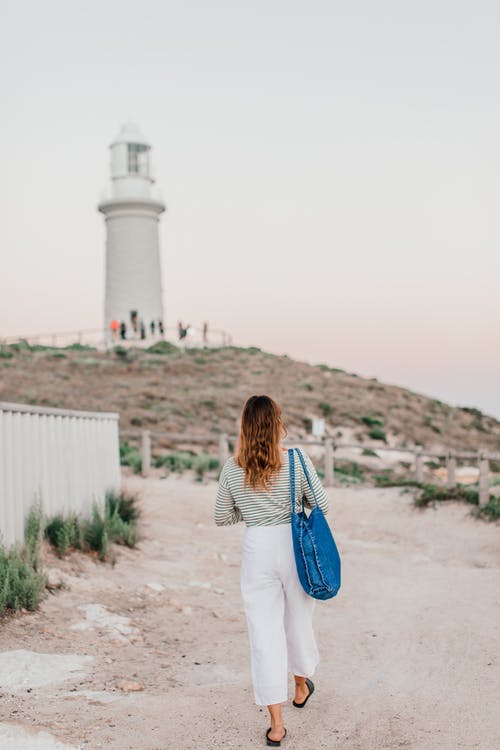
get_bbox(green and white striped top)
[214,449,329,527]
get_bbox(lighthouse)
[98,123,166,342]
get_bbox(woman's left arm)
[214,462,243,526]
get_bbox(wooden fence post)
[478,451,490,508]
[141,430,151,477]
[415,449,423,483]
[446,450,456,489]
[219,433,229,467]
[324,439,334,487]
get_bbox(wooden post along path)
[415,449,423,483]
[478,452,490,508]
[218,433,229,468]
[141,430,151,477]
[446,450,457,489]
[324,439,334,487]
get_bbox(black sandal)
[292,678,315,708]
[266,727,286,747]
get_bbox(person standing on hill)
[109,319,119,341]
[215,395,329,747]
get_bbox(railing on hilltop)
[0,325,233,350]
[122,430,500,509]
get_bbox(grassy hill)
[1,341,499,456]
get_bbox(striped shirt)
[214,449,329,527]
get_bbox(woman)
[215,395,329,747]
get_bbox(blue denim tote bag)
[288,448,341,600]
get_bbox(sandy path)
[0,474,499,750]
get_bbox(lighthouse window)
[128,143,149,175]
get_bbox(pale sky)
[2,1,500,417]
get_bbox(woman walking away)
[215,395,329,746]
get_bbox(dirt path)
[1,474,499,750]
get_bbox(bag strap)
[288,447,318,514]
[288,448,296,515]
[294,448,318,508]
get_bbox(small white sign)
[312,418,325,437]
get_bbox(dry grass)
[1,343,499,453]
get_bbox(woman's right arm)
[214,461,243,526]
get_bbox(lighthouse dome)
[111,122,150,148]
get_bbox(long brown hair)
[235,395,287,491]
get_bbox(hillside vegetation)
[1,341,499,455]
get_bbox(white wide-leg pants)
[240,523,319,706]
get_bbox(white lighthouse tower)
[98,123,166,341]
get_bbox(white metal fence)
[0,402,121,549]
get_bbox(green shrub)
[374,471,419,488]
[154,451,219,478]
[335,462,364,482]
[104,496,139,547]
[414,484,479,508]
[146,341,179,355]
[0,348,13,359]
[424,415,442,434]
[318,402,332,417]
[368,427,386,442]
[105,512,138,547]
[105,491,140,524]
[361,415,384,428]
[154,450,196,472]
[24,504,43,560]
[0,507,45,614]
[44,492,140,561]
[476,496,500,521]
[461,406,484,418]
[0,545,46,613]
[301,382,314,391]
[7,339,32,352]
[113,345,128,359]
[192,454,220,480]
[45,514,82,557]
[362,448,378,457]
[64,343,96,351]
[120,441,142,474]
[431,399,445,410]
[302,417,313,433]
[200,399,216,409]
[84,504,109,560]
